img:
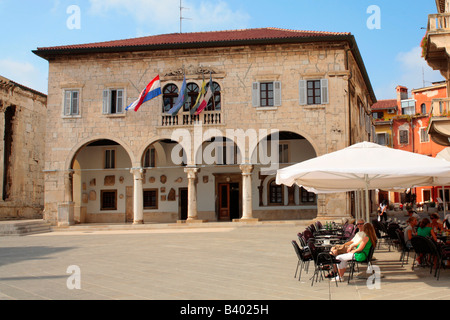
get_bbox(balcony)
[160,110,223,127]
[428,98,450,146]
[425,13,450,76]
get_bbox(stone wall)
[0,76,47,220]
[43,41,375,224]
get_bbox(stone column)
[131,168,144,224]
[58,170,75,227]
[184,167,201,222]
[240,164,256,221]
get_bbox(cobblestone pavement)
[0,221,448,308]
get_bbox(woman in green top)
[417,218,437,242]
[334,223,378,281]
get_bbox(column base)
[233,218,260,223]
[133,220,144,225]
[182,219,207,224]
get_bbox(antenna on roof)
[179,0,191,33]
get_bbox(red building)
[391,82,448,204]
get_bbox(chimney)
[396,85,408,103]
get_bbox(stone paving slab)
[0,221,448,312]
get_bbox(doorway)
[218,183,240,221]
[179,188,188,220]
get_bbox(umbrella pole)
[365,175,370,223]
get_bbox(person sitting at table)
[444,214,450,230]
[331,223,377,282]
[330,219,365,256]
[417,218,437,242]
[407,209,420,220]
[430,213,443,233]
[403,216,417,249]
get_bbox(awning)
[428,118,450,146]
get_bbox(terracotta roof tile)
[371,99,398,110]
[35,28,351,52]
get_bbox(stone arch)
[65,135,136,170]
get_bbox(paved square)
[0,222,449,304]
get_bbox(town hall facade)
[34,28,376,226]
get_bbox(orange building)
[391,82,448,204]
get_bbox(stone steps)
[0,219,52,236]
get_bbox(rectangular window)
[105,149,116,169]
[101,190,117,210]
[64,90,80,116]
[376,133,389,146]
[143,189,158,209]
[144,147,156,168]
[300,187,316,203]
[279,143,289,163]
[252,81,281,107]
[420,128,430,143]
[401,99,415,115]
[399,130,409,144]
[269,181,283,205]
[103,89,124,114]
[307,80,321,105]
[260,82,274,107]
[299,79,328,105]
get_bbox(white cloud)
[0,59,47,94]
[88,0,250,34]
[374,46,445,100]
[396,46,444,91]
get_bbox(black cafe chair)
[291,240,312,281]
[395,228,410,267]
[347,245,375,284]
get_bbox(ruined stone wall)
[0,76,47,220]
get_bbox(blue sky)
[0,0,444,100]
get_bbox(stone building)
[33,28,376,226]
[0,76,47,219]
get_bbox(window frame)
[103,88,125,115]
[299,79,329,106]
[63,89,80,117]
[399,129,409,145]
[268,178,284,205]
[143,188,158,209]
[104,148,116,169]
[162,84,179,113]
[252,81,281,108]
[100,190,117,211]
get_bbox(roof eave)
[33,33,376,103]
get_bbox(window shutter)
[299,80,307,105]
[64,91,72,115]
[274,81,281,107]
[321,79,329,104]
[72,91,79,115]
[252,82,260,107]
[117,89,124,113]
[103,90,110,114]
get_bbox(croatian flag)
[126,75,162,112]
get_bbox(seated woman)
[404,216,417,249]
[332,223,377,281]
[417,218,437,242]
[430,213,443,233]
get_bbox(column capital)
[130,167,144,178]
[240,164,254,175]
[184,167,200,179]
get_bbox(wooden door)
[218,183,230,221]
